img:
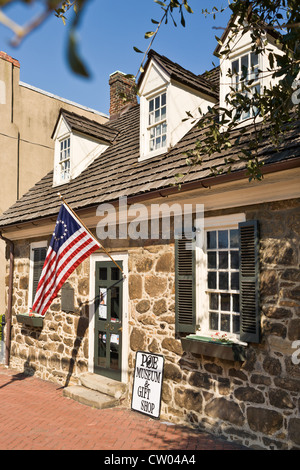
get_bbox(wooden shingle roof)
[0,102,299,229]
[52,109,119,144]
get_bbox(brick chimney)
[109,71,137,120]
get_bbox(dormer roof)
[138,49,218,100]
[52,109,119,144]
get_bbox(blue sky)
[0,1,231,115]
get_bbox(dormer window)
[59,136,71,181]
[148,92,167,152]
[231,51,260,121]
[52,109,118,187]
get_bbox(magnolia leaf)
[133,46,143,53]
[67,29,89,77]
[145,31,155,39]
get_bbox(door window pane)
[99,267,107,280]
[111,287,120,321]
[110,334,119,370]
[98,331,107,368]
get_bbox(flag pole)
[57,193,125,276]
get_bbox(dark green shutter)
[175,234,196,333]
[32,247,47,304]
[239,220,260,343]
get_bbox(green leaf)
[183,2,193,13]
[133,46,143,53]
[145,31,155,39]
[67,29,89,78]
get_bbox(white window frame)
[139,86,169,161]
[147,90,167,153]
[196,213,245,342]
[59,135,71,182]
[28,241,48,311]
[230,50,261,122]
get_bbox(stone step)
[63,385,120,410]
[79,372,127,399]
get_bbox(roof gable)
[52,109,119,144]
[138,50,218,100]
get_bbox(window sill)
[181,335,246,362]
[16,314,44,328]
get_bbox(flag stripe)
[34,237,97,314]
[33,230,88,310]
[36,241,99,316]
[33,235,97,314]
[31,203,100,316]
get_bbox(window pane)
[161,93,166,106]
[162,135,167,147]
[208,252,216,269]
[99,268,107,280]
[161,106,166,120]
[230,251,239,269]
[230,229,239,248]
[221,293,230,311]
[149,99,154,112]
[209,312,219,330]
[209,293,218,310]
[207,231,216,249]
[219,251,228,269]
[251,52,258,67]
[221,314,230,332]
[233,315,240,334]
[218,230,228,249]
[231,272,239,290]
[155,109,160,122]
[208,271,216,289]
[155,96,160,109]
[241,54,249,79]
[232,294,240,312]
[219,272,228,290]
[232,59,239,75]
[111,267,120,281]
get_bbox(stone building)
[0,19,299,450]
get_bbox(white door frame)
[88,252,129,383]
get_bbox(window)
[175,217,260,344]
[231,51,260,121]
[29,242,47,309]
[148,92,167,152]
[59,137,71,181]
[206,228,240,335]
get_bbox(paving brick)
[0,365,246,451]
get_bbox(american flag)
[31,203,100,316]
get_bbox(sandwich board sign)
[131,351,164,419]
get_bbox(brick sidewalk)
[0,366,247,451]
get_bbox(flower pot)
[181,335,246,362]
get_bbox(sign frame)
[131,351,164,419]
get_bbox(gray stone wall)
[7,238,90,385]
[5,198,300,449]
[126,199,300,450]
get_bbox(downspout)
[0,233,14,366]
